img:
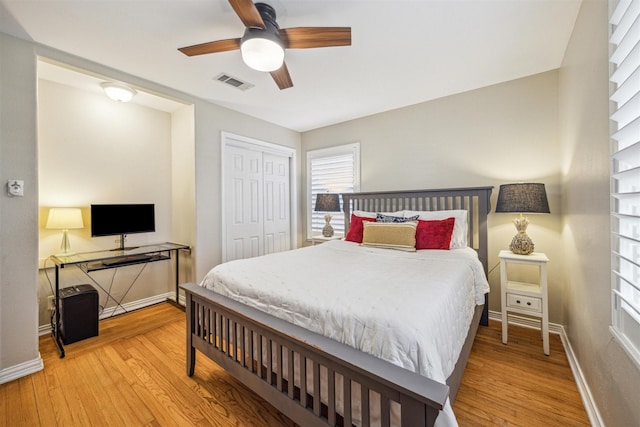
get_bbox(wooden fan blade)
[279,27,351,49]
[270,63,293,90]
[229,0,265,29]
[178,38,241,56]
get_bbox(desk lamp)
[46,208,84,256]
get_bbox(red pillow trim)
[415,217,455,250]
[345,214,376,243]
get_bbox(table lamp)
[495,183,550,255]
[314,193,341,237]
[46,207,84,256]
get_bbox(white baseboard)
[38,291,178,336]
[558,326,604,427]
[0,354,44,385]
[489,310,603,427]
[488,310,563,334]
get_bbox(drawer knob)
[527,302,531,306]
[516,300,521,304]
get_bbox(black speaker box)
[59,284,99,344]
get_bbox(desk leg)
[175,250,181,305]
[52,265,65,358]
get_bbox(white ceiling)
[0,0,581,132]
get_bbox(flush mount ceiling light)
[239,4,284,72]
[100,82,137,102]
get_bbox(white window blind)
[306,143,360,239]
[609,0,640,367]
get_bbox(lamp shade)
[495,183,550,214]
[314,193,341,212]
[46,208,84,230]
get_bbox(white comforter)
[200,239,489,426]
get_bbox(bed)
[181,186,492,427]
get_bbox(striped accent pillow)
[361,221,417,252]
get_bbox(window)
[609,0,640,366]
[306,143,360,239]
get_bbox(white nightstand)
[311,235,343,245]
[499,250,550,355]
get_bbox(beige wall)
[0,33,40,375]
[190,100,302,280]
[0,32,301,380]
[171,104,197,289]
[302,71,564,321]
[560,1,640,425]
[37,78,178,325]
[38,79,175,251]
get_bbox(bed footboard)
[182,282,448,427]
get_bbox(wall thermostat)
[7,180,24,197]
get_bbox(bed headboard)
[341,187,493,275]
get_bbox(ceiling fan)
[178,0,351,90]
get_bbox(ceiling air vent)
[215,73,254,91]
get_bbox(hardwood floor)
[0,303,590,426]
[454,320,590,426]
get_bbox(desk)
[50,242,189,357]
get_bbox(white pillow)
[353,210,404,219]
[402,210,468,249]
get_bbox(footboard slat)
[183,283,449,427]
[313,360,321,416]
[250,330,256,373]
[267,338,273,385]
[288,347,295,399]
[300,353,308,408]
[361,385,370,427]
[277,343,284,392]
[241,326,247,368]
[343,376,352,426]
[327,367,336,425]
[232,320,238,361]
[381,396,390,427]
[258,332,264,379]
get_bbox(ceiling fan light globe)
[241,37,284,72]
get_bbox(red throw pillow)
[345,214,376,243]
[415,217,455,250]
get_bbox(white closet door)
[263,152,291,254]
[224,145,264,261]
[223,138,292,262]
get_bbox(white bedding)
[200,239,489,426]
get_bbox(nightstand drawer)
[506,293,542,312]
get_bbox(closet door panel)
[225,145,264,261]
[263,152,291,255]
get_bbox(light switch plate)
[7,180,24,196]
